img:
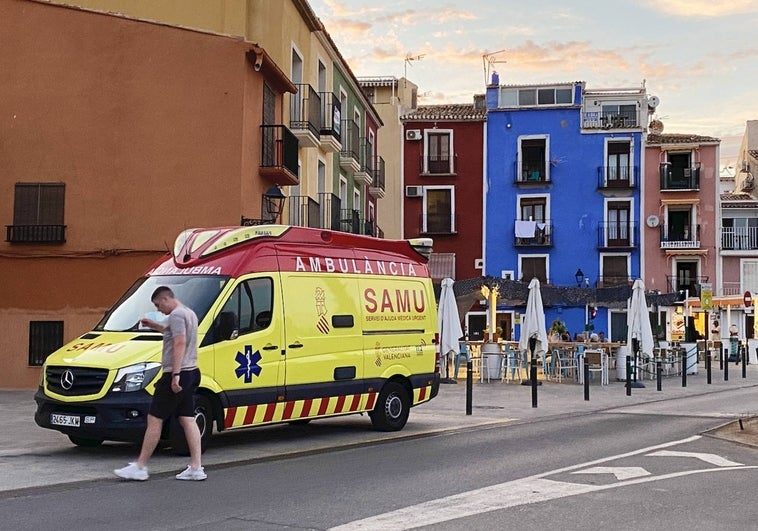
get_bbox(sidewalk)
[2,364,757,494]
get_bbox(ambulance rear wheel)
[370,382,410,432]
[169,394,213,456]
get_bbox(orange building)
[0,0,296,388]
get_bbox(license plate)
[51,413,80,427]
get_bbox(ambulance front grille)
[46,366,109,396]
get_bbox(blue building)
[483,78,649,341]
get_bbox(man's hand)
[140,318,164,332]
[171,374,182,394]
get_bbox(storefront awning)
[661,198,700,205]
[665,249,708,256]
[429,253,455,281]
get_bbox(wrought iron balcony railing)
[6,224,66,243]
[260,124,299,185]
[660,163,701,190]
[660,224,700,249]
[597,165,638,189]
[597,221,639,249]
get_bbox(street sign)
[700,283,712,311]
[744,291,753,307]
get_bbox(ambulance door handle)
[262,344,278,351]
[288,342,304,349]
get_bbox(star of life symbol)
[235,345,262,383]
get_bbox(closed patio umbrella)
[518,278,549,384]
[437,277,463,383]
[626,278,654,386]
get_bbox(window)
[518,137,548,182]
[520,256,547,284]
[424,187,454,233]
[520,197,546,222]
[425,131,452,174]
[661,152,699,190]
[743,261,758,292]
[213,278,273,343]
[601,255,628,287]
[9,183,66,243]
[607,201,631,246]
[499,86,573,108]
[29,321,64,366]
[607,141,631,185]
[601,104,637,127]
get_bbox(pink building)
[643,133,720,339]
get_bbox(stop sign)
[744,291,753,307]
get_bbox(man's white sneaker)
[175,465,207,481]
[114,462,149,481]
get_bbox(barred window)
[14,183,65,225]
[29,321,64,366]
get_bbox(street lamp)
[263,185,286,222]
[575,268,585,287]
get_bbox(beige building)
[358,77,419,239]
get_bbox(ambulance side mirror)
[217,311,239,341]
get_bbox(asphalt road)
[3,388,757,530]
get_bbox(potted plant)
[549,319,567,342]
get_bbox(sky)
[309,0,758,169]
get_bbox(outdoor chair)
[555,347,578,383]
[500,343,522,383]
[582,349,608,385]
[453,341,470,380]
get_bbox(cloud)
[640,0,758,17]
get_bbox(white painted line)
[572,466,650,480]
[329,435,709,530]
[647,450,743,467]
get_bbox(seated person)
[598,331,606,342]
[561,331,571,342]
[589,333,599,342]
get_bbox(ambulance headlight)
[111,363,162,393]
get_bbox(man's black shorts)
[149,368,200,419]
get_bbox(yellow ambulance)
[34,225,440,451]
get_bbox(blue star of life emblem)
[235,345,262,383]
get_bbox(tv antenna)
[404,54,425,85]
[483,49,507,85]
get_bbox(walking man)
[114,286,206,481]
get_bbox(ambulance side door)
[281,274,364,398]
[210,275,284,403]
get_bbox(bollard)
[657,360,662,391]
[706,349,712,384]
[466,359,473,415]
[681,348,687,387]
[742,345,747,379]
[725,348,729,381]
[530,357,538,408]
[720,347,724,370]
[625,355,631,396]
[584,356,590,401]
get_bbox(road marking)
[647,450,743,467]
[329,436,758,531]
[572,466,650,480]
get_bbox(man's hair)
[151,286,175,301]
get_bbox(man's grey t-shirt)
[162,304,198,372]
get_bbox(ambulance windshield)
[95,275,230,332]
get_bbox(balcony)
[419,154,457,176]
[354,139,374,186]
[660,162,701,190]
[722,282,741,296]
[666,275,709,295]
[721,226,758,251]
[286,193,341,231]
[290,84,321,148]
[514,220,553,247]
[660,224,700,249]
[597,165,638,190]
[369,156,386,199]
[339,119,361,174]
[6,224,66,243]
[339,209,378,235]
[597,222,639,249]
[582,110,638,129]
[514,160,550,185]
[260,125,299,186]
[319,92,341,153]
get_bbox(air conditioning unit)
[474,258,484,270]
[405,129,422,141]
[405,185,423,198]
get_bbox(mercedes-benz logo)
[61,370,75,390]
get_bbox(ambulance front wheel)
[370,381,410,432]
